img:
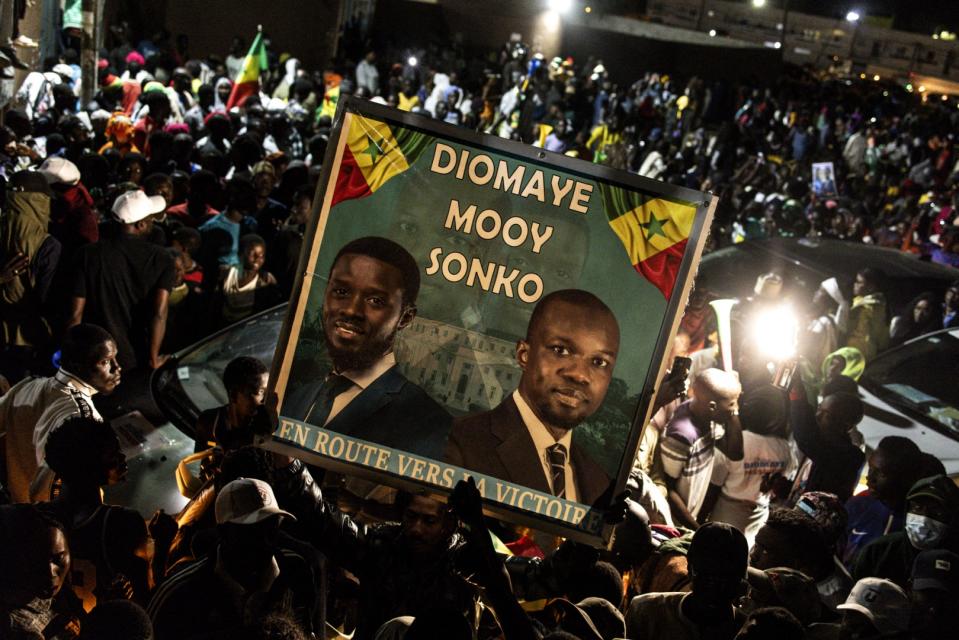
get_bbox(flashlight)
[751,304,798,361]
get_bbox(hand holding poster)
[261,97,715,542]
[812,161,837,197]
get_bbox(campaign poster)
[261,97,715,542]
[812,161,837,197]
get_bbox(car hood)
[857,385,959,477]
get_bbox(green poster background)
[281,118,690,477]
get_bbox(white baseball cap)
[837,577,910,636]
[112,189,167,224]
[215,478,296,525]
[39,156,80,186]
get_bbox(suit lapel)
[490,397,552,494]
[570,444,613,506]
[325,366,405,435]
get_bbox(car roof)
[697,238,958,312]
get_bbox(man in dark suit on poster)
[283,236,451,459]
[444,289,621,506]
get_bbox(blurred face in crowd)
[97,432,129,486]
[290,195,312,226]
[914,299,933,325]
[838,610,879,640]
[172,253,188,287]
[750,525,791,571]
[323,253,414,373]
[82,339,122,394]
[826,355,846,382]
[230,373,269,418]
[911,587,958,640]
[152,180,174,208]
[242,241,266,274]
[866,448,900,506]
[945,285,959,311]
[400,495,453,554]
[220,516,283,578]
[3,525,71,604]
[853,273,875,297]
[815,394,850,440]
[517,299,619,432]
[253,171,275,199]
[217,82,232,105]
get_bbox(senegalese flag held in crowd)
[599,183,698,299]
[331,114,430,207]
[226,29,268,110]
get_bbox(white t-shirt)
[711,431,795,504]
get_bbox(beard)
[323,319,398,373]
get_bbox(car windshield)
[862,330,959,437]
[174,305,287,412]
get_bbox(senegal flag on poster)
[267,98,713,544]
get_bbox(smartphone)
[669,356,692,380]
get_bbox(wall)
[162,0,342,71]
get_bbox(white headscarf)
[820,277,850,332]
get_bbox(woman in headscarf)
[272,57,300,101]
[889,291,941,347]
[213,77,233,111]
[822,346,866,384]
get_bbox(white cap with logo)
[39,156,80,186]
[215,478,296,525]
[837,577,910,636]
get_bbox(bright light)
[774,41,782,49]
[752,305,799,360]
[709,29,717,37]
[919,85,926,92]
[943,95,949,101]
[407,56,417,67]
[846,10,861,22]
[906,83,913,92]
[752,0,767,8]
[873,74,880,81]
[584,5,591,12]
[547,0,573,13]
[859,73,866,79]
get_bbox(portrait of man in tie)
[282,236,452,459]
[443,289,620,506]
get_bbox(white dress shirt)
[513,390,578,502]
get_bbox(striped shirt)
[0,369,102,502]
[659,400,718,518]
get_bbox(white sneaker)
[13,35,38,48]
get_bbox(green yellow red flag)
[331,114,430,206]
[226,30,268,110]
[599,183,697,299]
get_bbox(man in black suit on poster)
[445,289,620,506]
[282,236,450,459]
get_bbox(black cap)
[907,475,959,514]
[912,550,959,593]
[8,170,53,197]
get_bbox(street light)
[547,0,573,13]
[846,10,861,22]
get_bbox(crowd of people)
[1,15,958,640]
